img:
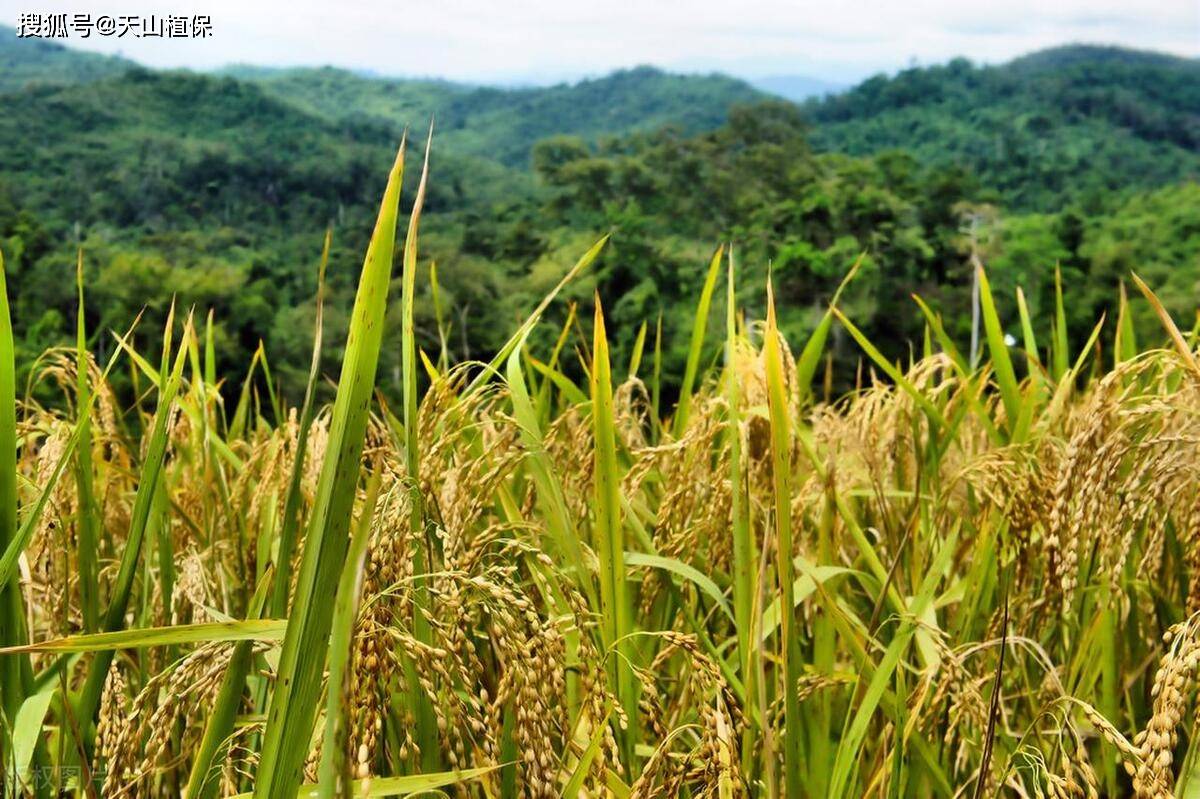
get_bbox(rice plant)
[3,147,1200,799]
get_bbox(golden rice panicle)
[96,660,132,785]
[348,480,414,779]
[629,632,743,797]
[1184,492,1200,615]
[613,376,653,451]
[1132,616,1200,797]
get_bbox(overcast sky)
[3,0,1197,84]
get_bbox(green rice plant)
[75,310,191,743]
[591,296,637,764]
[673,245,723,437]
[316,467,382,798]
[74,252,99,635]
[0,249,29,724]
[762,278,802,799]
[254,140,407,799]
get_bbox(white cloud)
[2,0,1196,82]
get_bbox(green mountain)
[0,68,397,227]
[0,66,401,372]
[0,25,134,92]
[238,64,766,165]
[0,26,764,165]
[217,64,474,127]
[803,45,1200,209]
[0,30,772,227]
[0,33,1196,402]
[0,33,768,389]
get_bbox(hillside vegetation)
[805,46,1200,209]
[0,25,134,91]
[0,31,1196,402]
[241,64,765,165]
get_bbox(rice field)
[3,141,1200,798]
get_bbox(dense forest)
[804,46,1200,209]
[0,28,1196,398]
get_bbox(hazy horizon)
[2,0,1196,87]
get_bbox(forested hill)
[0,68,403,228]
[0,29,770,386]
[0,24,765,175]
[0,25,134,91]
[803,45,1200,209]
[237,65,766,165]
[0,27,770,234]
[0,30,1197,402]
[3,28,1195,209]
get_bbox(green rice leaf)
[1052,265,1069,380]
[624,551,734,623]
[233,765,502,799]
[834,308,947,430]
[673,245,722,436]
[8,679,55,789]
[317,468,381,798]
[829,529,958,798]
[1,619,286,654]
[254,139,406,799]
[0,248,28,718]
[975,263,1021,428]
[764,277,802,799]
[591,295,636,763]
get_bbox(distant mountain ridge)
[0,30,768,234]
[237,64,766,165]
[0,25,134,92]
[0,27,766,168]
[0,29,1197,415]
[0,28,1195,211]
[802,44,1200,209]
[0,67,400,231]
